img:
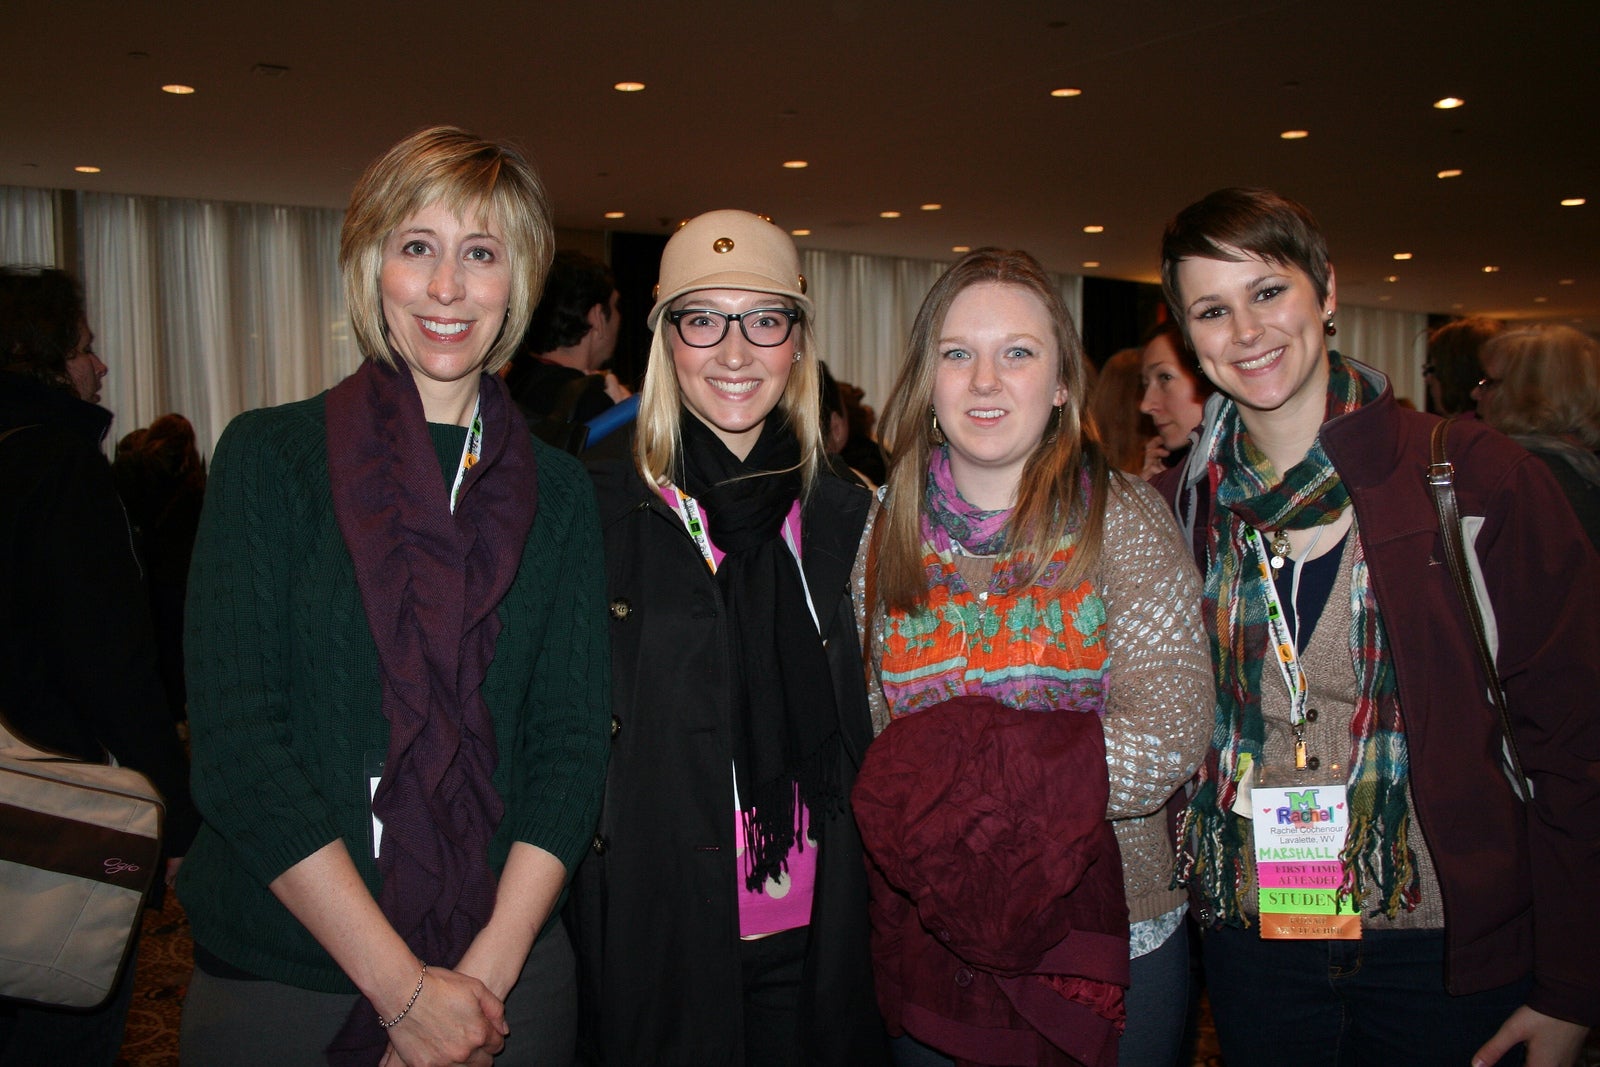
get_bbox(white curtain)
[0,186,57,266]
[10,181,1428,453]
[1335,304,1429,409]
[801,247,1083,412]
[79,192,358,453]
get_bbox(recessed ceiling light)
[1433,96,1465,109]
[879,211,901,219]
[1559,278,1576,285]
[1535,296,1549,303]
[1560,197,1587,207]
[161,83,195,95]
[73,165,101,174]
[1082,225,1104,234]
[613,81,645,92]
[790,228,811,237]
[1437,168,1463,179]
[603,211,625,219]
[1050,87,1082,98]
[1385,275,1400,283]
[782,160,808,169]
[921,203,942,212]
[1392,253,1413,261]
[1280,129,1309,140]
[1482,265,1500,273]
[1082,261,1101,269]
[952,245,971,253]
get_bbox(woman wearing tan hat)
[568,210,888,1065]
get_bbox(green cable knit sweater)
[176,392,611,993]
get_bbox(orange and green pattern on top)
[880,548,1109,717]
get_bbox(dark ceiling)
[4,1,1595,324]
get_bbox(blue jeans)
[1202,925,1530,1067]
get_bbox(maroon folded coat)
[852,695,1129,1067]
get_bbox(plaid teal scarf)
[1179,351,1420,924]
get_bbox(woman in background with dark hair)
[1157,186,1599,1067]
[1425,315,1502,416]
[1138,323,1212,479]
[0,265,198,1065]
[114,412,207,720]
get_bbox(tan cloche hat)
[647,209,811,329]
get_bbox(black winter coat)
[568,456,888,1066]
[0,371,198,852]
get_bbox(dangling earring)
[1324,314,1337,337]
[1046,403,1064,442]
[929,408,945,445]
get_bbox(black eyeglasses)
[667,307,800,348]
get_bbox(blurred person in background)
[1474,324,1600,551]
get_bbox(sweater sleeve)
[184,408,344,887]
[501,444,612,874]
[1097,473,1213,820]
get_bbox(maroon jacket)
[853,696,1129,1067]
[1157,367,1600,1028]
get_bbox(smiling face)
[1175,249,1335,436]
[1139,332,1206,449]
[669,288,797,458]
[379,200,511,422]
[932,282,1069,509]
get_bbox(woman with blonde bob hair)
[1475,323,1600,549]
[569,210,886,1065]
[178,126,611,1067]
[852,248,1210,1066]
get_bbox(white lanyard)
[1244,526,1314,770]
[448,396,484,514]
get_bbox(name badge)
[1251,784,1359,940]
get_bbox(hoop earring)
[1324,314,1337,337]
[929,408,945,445]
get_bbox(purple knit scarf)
[323,359,537,1066]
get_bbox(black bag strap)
[1426,416,1531,801]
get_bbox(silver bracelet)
[377,963,427,1029]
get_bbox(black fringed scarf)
[323,359,537,1066]
[675,412,841,891]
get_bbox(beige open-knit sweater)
[853,472,1213,927]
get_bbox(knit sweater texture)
[859,473,1212,926]
[177,392,611,993]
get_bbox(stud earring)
[929,408,945,445]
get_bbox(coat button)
[610,715,622,740]
[954,967,974,988]
[609,598,631,621]
[591,834,608,855]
